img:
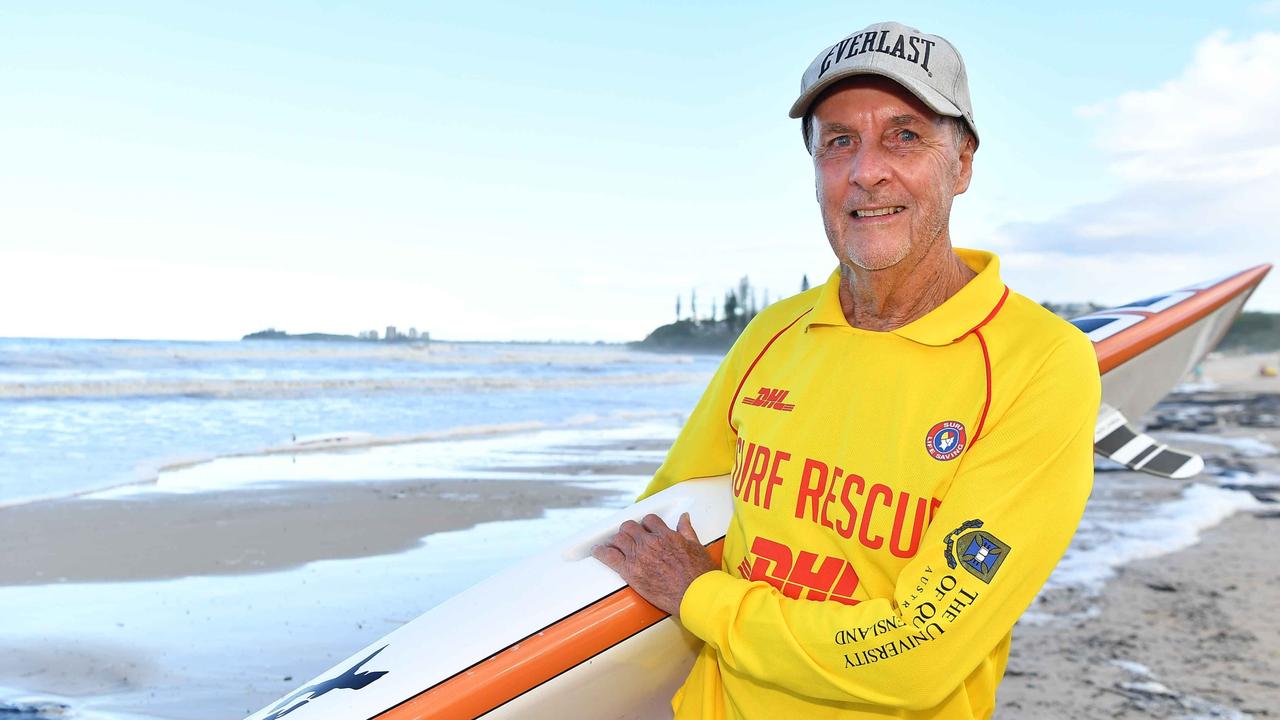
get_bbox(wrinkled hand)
[591,512,717,619]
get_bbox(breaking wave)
[6,340,697,366]
[0,371,710,400]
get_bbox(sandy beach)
[997,511,1280,718]
[997,354,1280,718]
[1,354,1278,718]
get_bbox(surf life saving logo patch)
[943,519,1011,584]
[925,421,967,461]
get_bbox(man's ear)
[953,136,975,196]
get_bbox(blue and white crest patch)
[954,530,1010,583]
[943,519,1011,584]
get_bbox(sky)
[1,1,1278,342]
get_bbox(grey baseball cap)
[790,21,978,147]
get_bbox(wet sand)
[997,511,1280,718]
[0,479,619,586]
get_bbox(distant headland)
[631,275,783,353]
[242,326,429,343]
[632,277,1280,354]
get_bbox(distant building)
[1041,301,1106,320]
[355,327,430,342]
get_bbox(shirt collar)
[804,248,1008,347]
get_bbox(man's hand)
[591,512,717,619]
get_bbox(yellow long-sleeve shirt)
[639,248,1100,719]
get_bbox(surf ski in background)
[1081,265,1271,479]
[246,263,1270,720]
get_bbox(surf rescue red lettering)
[793,456,936,559]
[732,439,789,510]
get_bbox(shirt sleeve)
[677,332,1101,710]
[637,335,746,501]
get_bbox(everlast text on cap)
[790,21,979,149]
[820,30,937,76]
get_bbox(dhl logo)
[741,387,795,412]
[737,536,861,605]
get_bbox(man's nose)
[849,144,891,190]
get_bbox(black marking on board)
[1142,449,1198,477]
[265,645,390,720]
[1095,424,1138,456]
[1128,443,1161,468]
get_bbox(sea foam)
[1047,482,1262,593]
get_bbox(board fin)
[1094,404,1204,479]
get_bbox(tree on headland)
[643,279,1280,354]
[638,275,770,350]
[725,291,738,332]
[1218,311,1280,352]
[738,277,753,320]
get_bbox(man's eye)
[896,130,919,142]
[831,135,852,147]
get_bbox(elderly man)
[593,21,1099,719]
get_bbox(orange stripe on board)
[373,539,726,720]
[1094,265,1270,375]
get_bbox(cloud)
[995,31,1280,307]
[1255,0,1280,16]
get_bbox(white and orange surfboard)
[246,264,1269,720]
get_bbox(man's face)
[810,77,973,272]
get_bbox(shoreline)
[0,415,682,513]
[998,510,1279,718]
[0,478,622,586]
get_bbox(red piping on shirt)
[970,329,994,447]
[956,286,1007,447]
[726,308,813,435]
[953,285,1010,343]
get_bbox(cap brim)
[788,66,963,120]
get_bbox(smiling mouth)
[852,206,906,218]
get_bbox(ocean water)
[0,336,715,718]
[0,337,716,504]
